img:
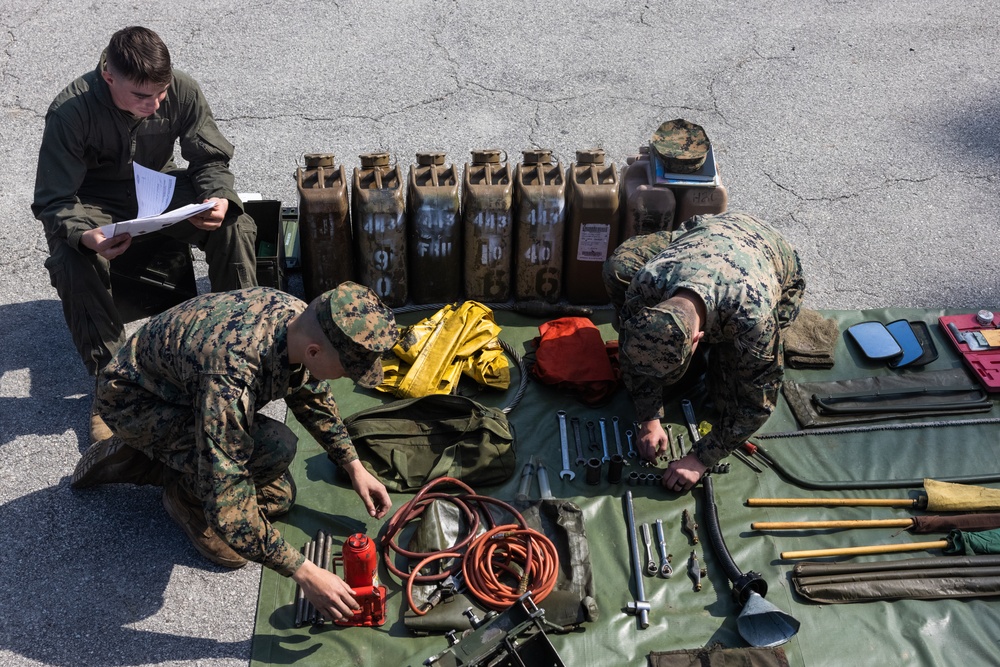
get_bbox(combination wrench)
[598,417,611,463]
[570,416,586,466]
[625,429,638,458]
[611,416,624,457]
[556,410,575,481]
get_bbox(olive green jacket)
[32,53,241,251]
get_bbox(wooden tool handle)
[752,519,915,530]
[780,540,948,560]
[746,497,917,508]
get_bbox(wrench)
[598,417,611,463]
[625,429,638,458]
[655,519,673,578]
[586,420,599,452]
[681,399,700,443]
[570,417,586,466]
[612,416,624,457]
[641,522,658,577]
[556,410,575,481]
[623,491,651,629]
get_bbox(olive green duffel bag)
[341,394,517,492]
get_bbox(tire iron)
[623,491,652,629]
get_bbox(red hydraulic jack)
[336,533,388,627]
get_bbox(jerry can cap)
[576,148,606,164]
[359,152,391,168]
[416,151,447,166]
[304,153,335,168]
[471,148,504,164]
[650,119,710,174]
[521,149,554,165]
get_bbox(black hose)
[701,474,767,606]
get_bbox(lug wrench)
[623,491,651,629]
[612,416,624,457]
[598,417,611,463]
[556,410,575,481]
[570,417,586,466]
[641,522,658,576]
[625,429,638,458]
[655,519,673,578]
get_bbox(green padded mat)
[251,308,1000,666]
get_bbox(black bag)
[342,394,517,492]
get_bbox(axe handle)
[752,519,915,530]
[746,497,919,508]
[780,539,948,560]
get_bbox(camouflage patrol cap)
[316,282,398,388]
[650,119,710,174]
[620,301,695,386]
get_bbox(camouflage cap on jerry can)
[650,119,711,174]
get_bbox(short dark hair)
[105,26,172,87]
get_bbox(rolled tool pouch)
[783,367,992,428]
[342,394,516,492]
[791,554,1000,603]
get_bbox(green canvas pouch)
[341,394,517,492]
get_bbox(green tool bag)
[342,394,517,492]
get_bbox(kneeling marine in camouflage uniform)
[71,282,397,623]
[604,212,805,494]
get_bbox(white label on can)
[576,224,611,262]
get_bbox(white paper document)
[99,163,214,239]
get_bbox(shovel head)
[737,591,800,648]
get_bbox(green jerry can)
[352,152,408,307]
[295,153,353,301]
[621,145,676,240]
[463,149,513,302]
[513,149,565,303]
[407,151,462,305]
[564,148,620,304]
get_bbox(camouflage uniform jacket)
[101,287,357,576]
[621,213,805,466]
[32,52,241,250]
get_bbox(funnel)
[737,590,801,647]
[701,475,800,647]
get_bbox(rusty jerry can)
[564,149,620,304]
[513,149,565,303]
[352,152,408,307]
[407,152,462,304]
[672,182,729,225]
[295,153,353,301]
[621,145,676,240]
[463,149,513,302]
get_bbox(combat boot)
[162,481,248,569]
[71,436,167,489]
[89,396,113,444]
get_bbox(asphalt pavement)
[0,1,997,666]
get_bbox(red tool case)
[938,312,1000,392]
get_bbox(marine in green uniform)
[70,282,397,622]
[31,26,257,441]
[604,212,805,493]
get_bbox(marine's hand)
[661,453,707,493]
[638,420,670,461]
[292,558,360,621]
[343,459,392,519]
[81,227,132,259]
[189,197,228,230]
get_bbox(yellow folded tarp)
[378,301,510,398]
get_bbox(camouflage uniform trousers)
[44,170,258,375]
[97,383,297,519]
